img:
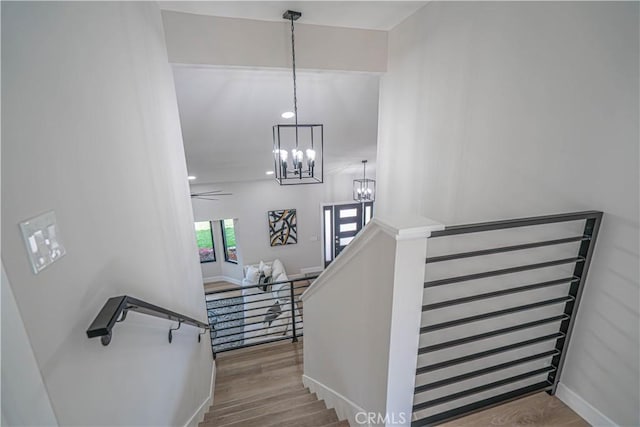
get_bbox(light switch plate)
[19,210,66,274]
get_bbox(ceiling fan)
[190,190,233,201]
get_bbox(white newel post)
[378,216,444,427]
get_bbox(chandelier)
[273,10,323,185]
[353,160,375,202]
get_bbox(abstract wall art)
[268,209,297,246]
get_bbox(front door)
[333,203,363,258]
[323,202,374,267]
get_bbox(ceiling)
[159,1,427,31]
[173,66,380,185]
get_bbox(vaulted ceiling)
[173,66,380,184]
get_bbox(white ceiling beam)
[162,11,388,73]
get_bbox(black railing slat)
[214,321,303,340]
[205,276,317,295]
[414,350,559,393]
[412,366,555,411]
[424,257,584,288]
[426,236,588,263]
[421,296,573,332]
[416,332,564,373]
[213,325,304,346]
[419,314,569,353]
[422,277,579,311]
[429,211,601,238]
[411,382,552,426]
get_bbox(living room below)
[190,171,373,286]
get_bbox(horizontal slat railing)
[86,295,209,346]
[205,275,317,357]
[412,211,602,426]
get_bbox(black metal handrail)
[429,210,602,237]
[413,210,602,427]
[205,275,318,357]
[86,295,209,346]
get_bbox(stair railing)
[412,211,602,426]
[204,276,318,358]
[86,295,210,346]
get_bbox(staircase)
[199,340,349,427]
[199,386,347,427]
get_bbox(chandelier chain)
[290,16,299,148]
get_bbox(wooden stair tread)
[215,340,303,362]
[214,378,305,406]
[275,408,340,427]
[215,360,304,386]
[211,400,327,427]
[207,386,310,418]
[208,393,317,424]
[211,383,307,410]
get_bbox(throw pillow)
[263,301,282,327]
[245,265,260,284]
[258,273,273,292]
[272,259,285,279]
[263,264,273,278]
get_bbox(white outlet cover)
[19,210,66,274]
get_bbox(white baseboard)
[183,362,216,427]
[300,266,323,275]
[556,383,618,427]
[302,374,368,427]
[203,275,241,286]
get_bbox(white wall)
[302,223,396,425]
[162,11,387,72]
[1,264,58,426]
[377,2,639,425]
[301,216,442,426]
[191,172,366,279]
[2,2,213,426]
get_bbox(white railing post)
[376,216,444,427]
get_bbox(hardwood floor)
[202,340,346,427]
[440,392,588,427]
[207,340,588,426]
[204,281,241,298]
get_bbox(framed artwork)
[268,209,297,246]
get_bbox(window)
[220,219,238,263]
[194,221,215,263]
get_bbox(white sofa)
[241,259,302,344]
